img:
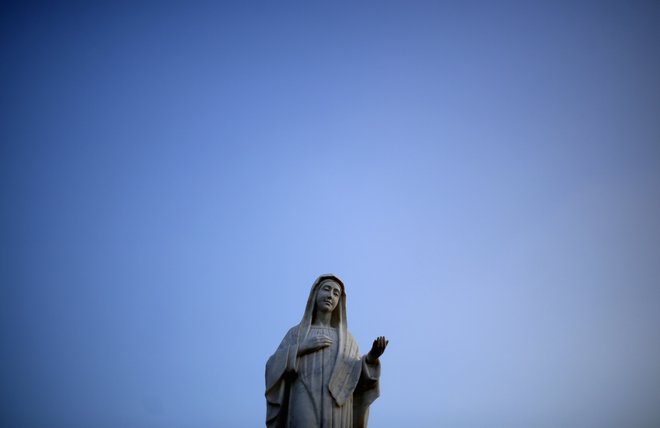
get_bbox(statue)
[265,274,388,428]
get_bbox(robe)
[265,325,380,428]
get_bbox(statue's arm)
[352,335,385,423]
[358,336,388,387]
[265,328,299,427]
[266,327,299,392]
[359,353,381,384]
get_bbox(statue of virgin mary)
[265,274,388,428]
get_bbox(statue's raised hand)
[298,335,333,356]
[366,336,389,364]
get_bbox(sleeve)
[358,356,380,390]
[352,356,381,428]
[265,327,298,427]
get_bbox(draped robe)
[265,275,381,428]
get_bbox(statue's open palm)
[367,336,388,363]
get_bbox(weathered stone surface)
[265,274,388,428]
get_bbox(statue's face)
[315,280,341,313]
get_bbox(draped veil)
[265,275,381,428]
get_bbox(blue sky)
[2,1,659,427]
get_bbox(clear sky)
[2,1,659,427]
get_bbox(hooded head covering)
[297,274,347,342]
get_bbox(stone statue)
[265,274,388,428]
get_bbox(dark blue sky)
[2,1,660,427]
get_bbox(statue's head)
[314,278,342,314]
[299,274,347,338]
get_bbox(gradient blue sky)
[2,1,660,427]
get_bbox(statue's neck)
[312,310,332,327]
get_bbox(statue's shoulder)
[283,325,300,340]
